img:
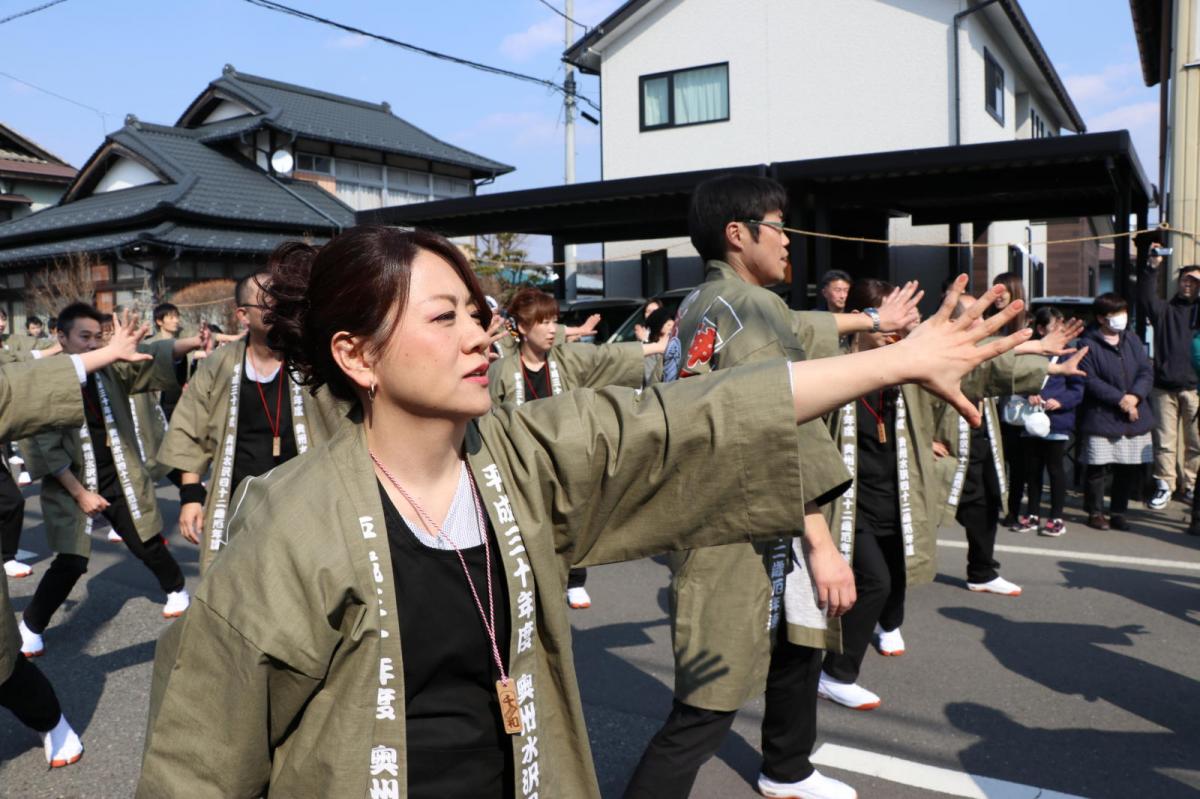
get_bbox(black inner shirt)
[854,390,900,535]
[82,376,119,497]
[378,482,515,799]
[521,362,553,401]
[231,366,296,493]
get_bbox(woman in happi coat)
[816,280,1085,712]
[487,287,664,609]
[138,226,1031,799]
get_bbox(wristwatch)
[864,307,881,333]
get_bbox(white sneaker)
[817,673,881,710]
[16,470,31,487]
[106,529,122,543]
[758,769,857,799]
[1149,480,1171,510]
[967,575,1022,596]
[566,586,591,609]
[19,619,44,657]
[874,623,905,656]
[8,454,23,468]
[4,559,32,578]
[41,714,83,768]
[162,588,190,618]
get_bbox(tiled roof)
[182,67,513,177]
[0,120,355,256]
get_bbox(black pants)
[1001,423,1026,520]
[1084,463,1141,516]
[956,452,1002,584]
[567,567,587,589]
[23,493,184,634]
[822,531,905,683]
[1024,438,1070,520]
[624,629,821,798]
[0,656,62,732]
[0,466,25,562]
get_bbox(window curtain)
[674,65,727,124]
[642,77,669,126]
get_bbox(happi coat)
[661,261,851,712]
[128,390,171,481]
[0,356,88,685]
[487,339,645,406]
[156,339,346,572]
[938,351,1051,515]
[139,359,810,799]
[21,341,178,558]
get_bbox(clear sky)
[0,0,1158,260]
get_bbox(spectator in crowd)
[1139,247,1200,510]
[1016,307,1085,537]
[26,316,44,339]
[818,270,852,313]
[1079,293,1155,530]
[988,272,1031,528]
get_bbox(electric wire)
[0,0,70,26]
[535,0,588,30]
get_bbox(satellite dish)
[269,149,294,175]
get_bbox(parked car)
[608,288,694,343]
[1028,296,1096,327]
[558,297,644,343]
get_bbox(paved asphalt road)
[2,482,1198,798]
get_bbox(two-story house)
[563,0,1091,296]
[0,124,76,223]
[0,65,512,326]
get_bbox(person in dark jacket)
[1139,249,1200,510]
[1079,293,1156,530]
[1016,308,1085,536]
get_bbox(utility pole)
[563,0,577,300]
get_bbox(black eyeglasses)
[742,219,786,233]
[239,304,268,310]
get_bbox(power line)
[241,0,600,113]
[536,0,588,30]
[0,0,71,26]
[0,70,112,137]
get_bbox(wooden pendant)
[272,436,281,458]
[876,420,887,445]
[496,680,523,735]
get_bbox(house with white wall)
[564,0,1089,296]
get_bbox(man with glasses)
[156,259,343,573]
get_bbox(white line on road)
[937,539,1200,573]
[812,743,1087,798]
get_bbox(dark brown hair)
[265,226,491,403]
[1093,292,1128,318]
[986,271,1028,334]
[506,288,559,335]
[844,278,894,314]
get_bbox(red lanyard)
[249,355,284,457]
[519,357,552,401]
[81,380,103,424]
[860,392,888,444]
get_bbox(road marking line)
[811,743,1087,798]
[937,539,1200,573]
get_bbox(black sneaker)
[1110,515,1131,531]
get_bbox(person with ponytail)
[155,245,346,573]
[489,287,665,609]
[139,224,1034,799]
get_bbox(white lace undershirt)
[400,463,485,550]
[244,355,282,384]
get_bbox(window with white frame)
[984,48,1005,125]
[640,63,729,131]
[294,153,473,210]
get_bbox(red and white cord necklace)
[369,452,523,735]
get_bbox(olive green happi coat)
[0,357,92,683]
[22,342,178,558]
[487,340,645,405]
[139,361,807,799]
[663,262,851,711]
[155,339,345,573]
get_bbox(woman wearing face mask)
[1078,293,1155,530]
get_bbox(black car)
[557,297,645,344]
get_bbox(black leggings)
[1024,438,1071,519]
[567,567,587,589]
[1001,423,1026,519]
[822,531,906,683]
[0,657,62,732]
[1084,463,1142,516]
[23,494,184,634]
[0,466,25,562]
[625,627,821,798]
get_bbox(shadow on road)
[1059,561,1200,627]
[941,606,1200,797]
